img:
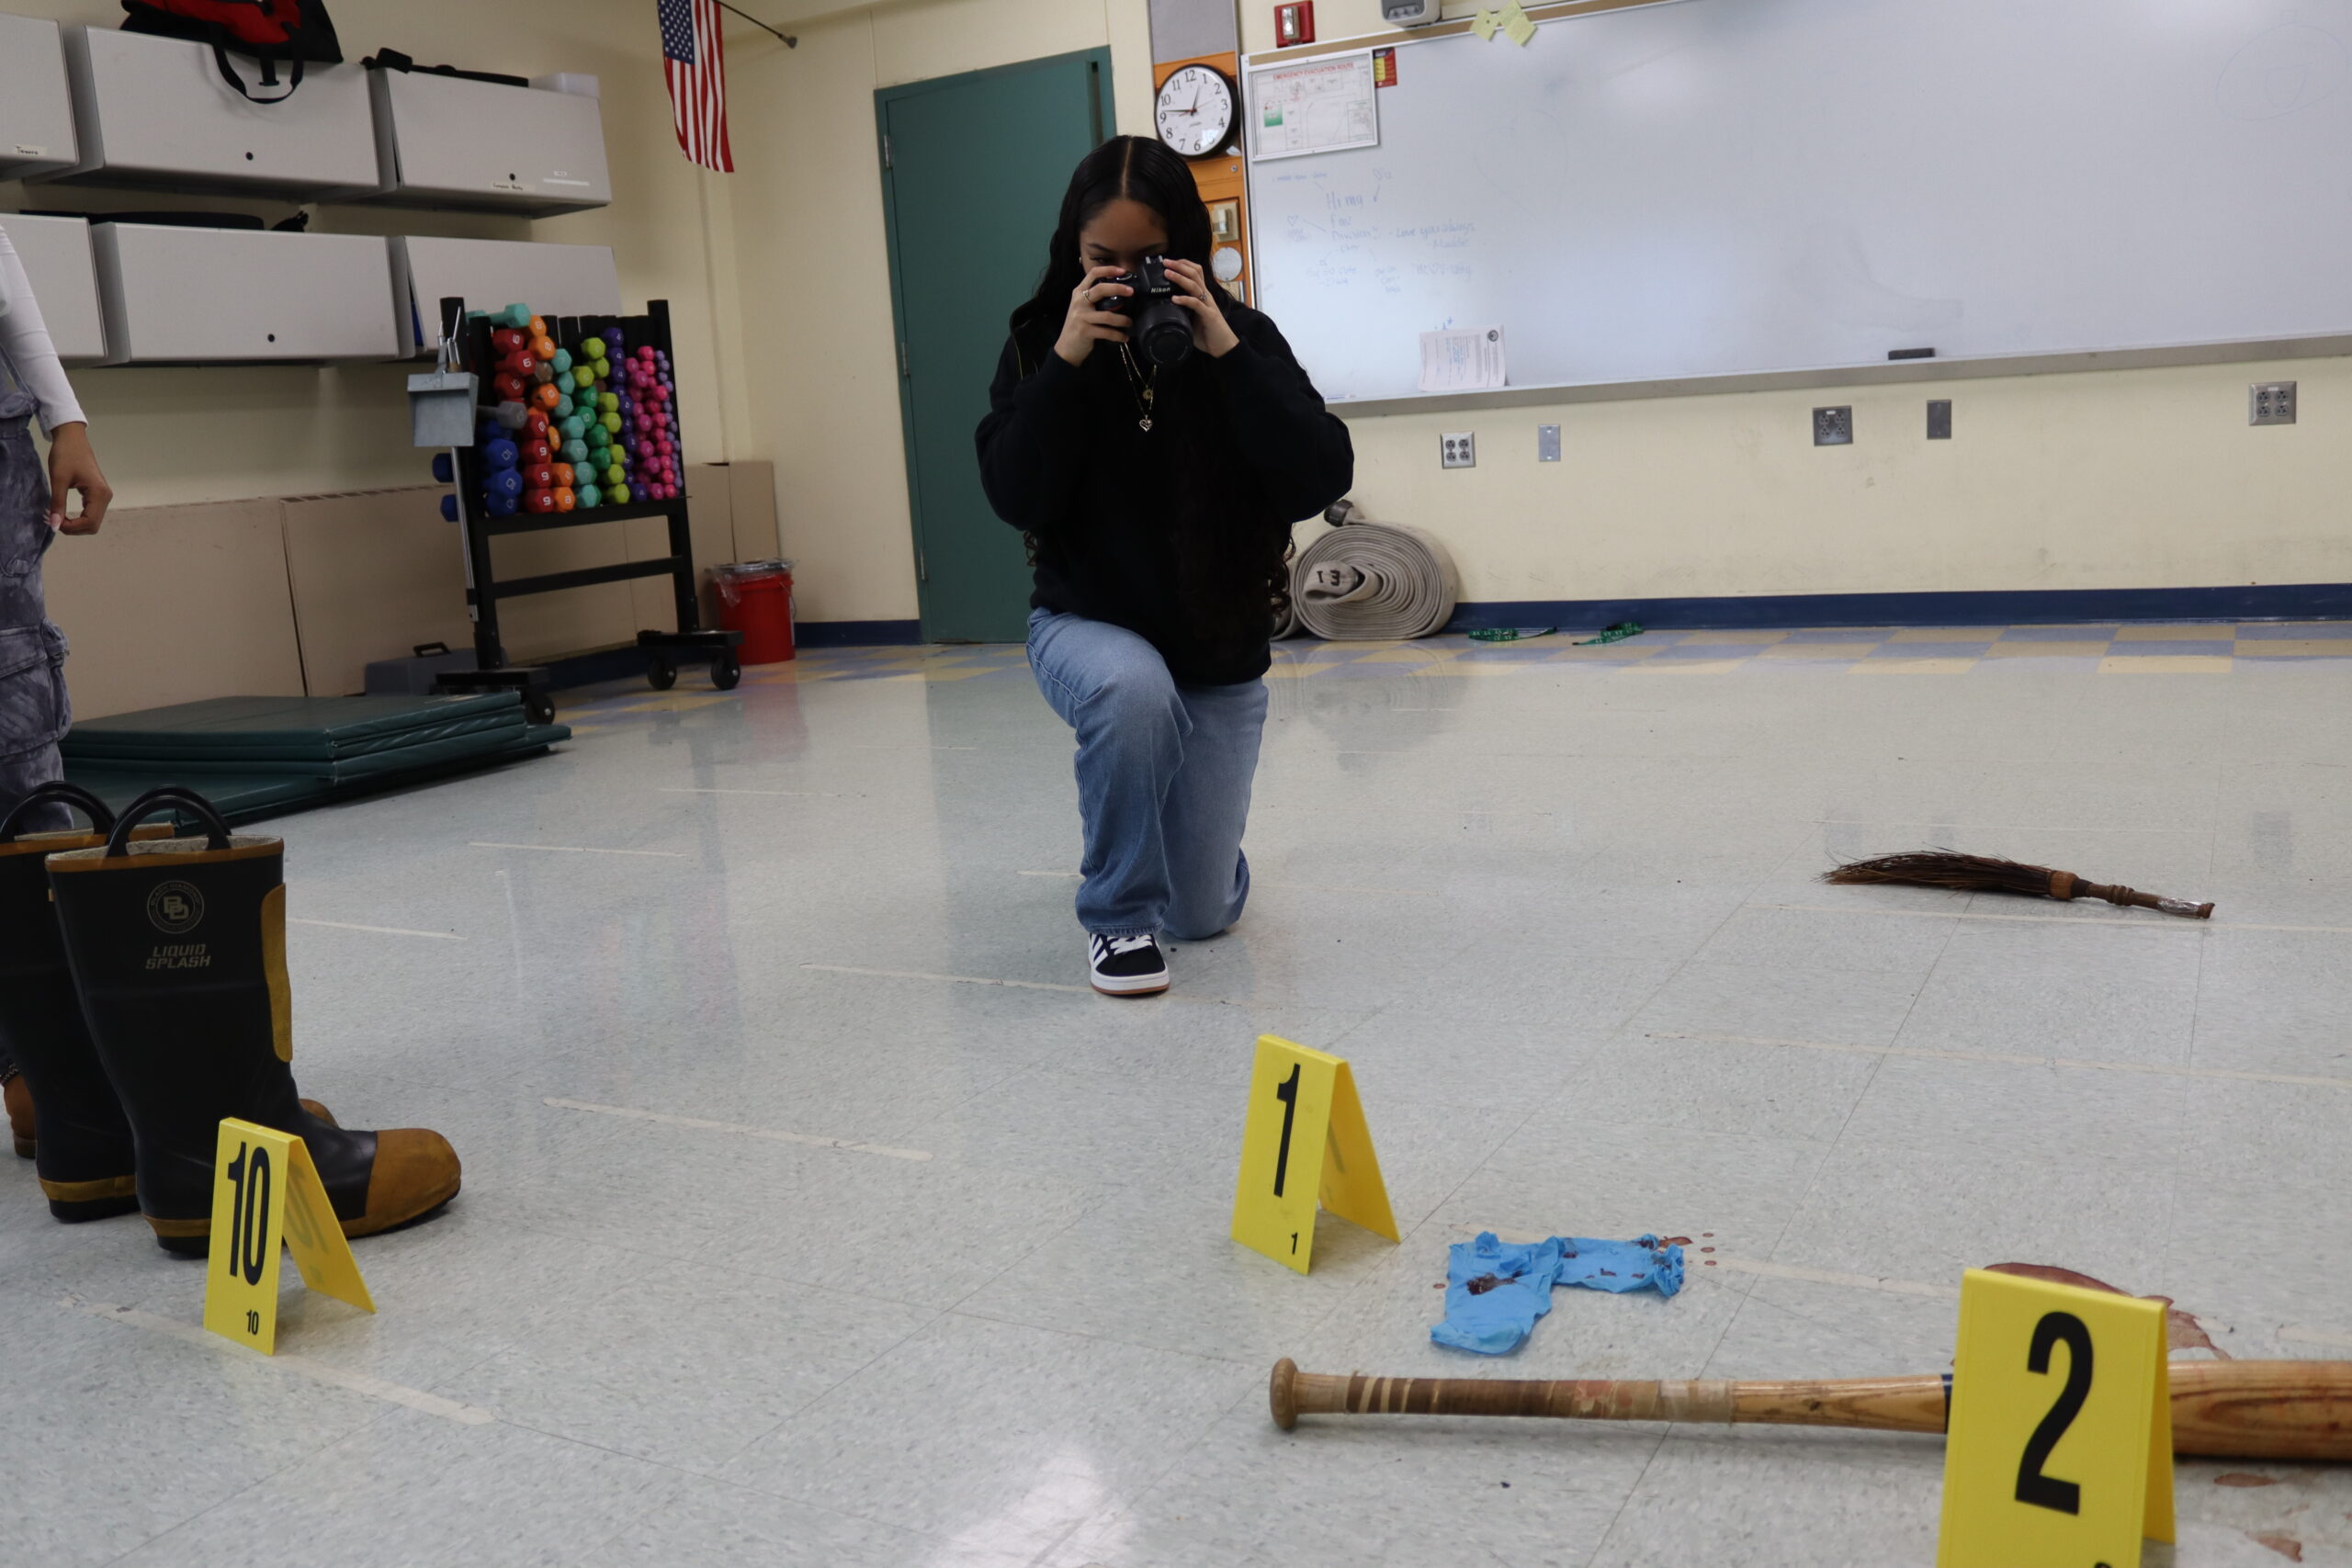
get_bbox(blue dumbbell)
[432,453,456,484]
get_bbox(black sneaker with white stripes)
[1087,931,1169,997]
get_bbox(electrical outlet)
[1927,400,1952,440]
[2251,381,2297,425]
[1813,406,1853,446]
[1537,423,1561,462]
[1441,432,1476,468]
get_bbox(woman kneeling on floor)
[977,136,1352,998]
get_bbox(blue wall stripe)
[1444,583,2352,632]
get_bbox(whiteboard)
[1245,0,2352,404]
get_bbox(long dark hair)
[1010,136,1292,656]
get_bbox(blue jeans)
[1027,608,1269,942]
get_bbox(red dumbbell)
[524,464,556,491]
[521,439,552,467]
[523,487,557,514]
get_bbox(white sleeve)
[0,223,89,435]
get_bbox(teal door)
[879,51,1110,643]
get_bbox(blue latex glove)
[1430,1233,1566,1355]
[1557,1234,1685,1297]
[1431,1232,1686,1356]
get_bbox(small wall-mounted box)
[40,25,379,200]
[91,224,401,365]
[388,237,622,356]
[0,15,78,181]
[358,68,612,216]
[2,214,106,364]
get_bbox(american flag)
[659,0,733,173]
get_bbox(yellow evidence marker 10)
[1937,1267,2173,1568]
[1229,1035,1398,1274]
[203,1118,376,1356]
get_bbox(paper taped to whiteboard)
[1250,54,1379,163]
[1419,327,1506,392]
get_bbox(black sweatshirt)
[974,303,1353,685]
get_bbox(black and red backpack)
[120,0,344,104]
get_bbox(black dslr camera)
[1111,256,1194,367]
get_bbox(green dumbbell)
[580,337,605,361]
[604,463,626,487]
[493,303,532,329]
[598,391,618,414]
[549,347,572,374]
[561,439,589,465]
[601,412,623,434]
[577,482,602,508]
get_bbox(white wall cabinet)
[388,237,621,355]
[364,70,611,217]
[0,15,78,181]
[2,214,106,364]
[44,25,379,200]
[91,225,399,365]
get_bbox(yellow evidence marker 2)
[1938,1268,2173,1568]
[203,1118,376,1356]
[1229,1035,1398,1274]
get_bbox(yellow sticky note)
[1503,11,1537,45]
[1471,9,1499,41]
[203,1119,374,1356]
[1938,1269,2173,1568]
[1230,1036,1398,1274]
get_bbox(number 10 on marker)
[202,1118,375,1356]
[1229,1036,1397,1275]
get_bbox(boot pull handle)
[0,782,118,842]
[104,788,232,858]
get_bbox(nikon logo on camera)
[146,881,205,936]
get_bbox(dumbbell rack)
[434,294,741,722]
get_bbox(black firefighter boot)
[3,783,340,1222]
[1,784,167,1220]
[48,788,460,1254]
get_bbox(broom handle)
[1270,1359,2352,1460]
[2052,871,2213,919]
[2080,883,2214,919]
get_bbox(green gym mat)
[68,715,529,780]
[63,720,571,826]
[63,693,523,761]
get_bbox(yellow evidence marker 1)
[1229,1035,1398,1274]
[203,1118,376,1356]
[1937,1267,2173,1568]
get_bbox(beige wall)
[718,0,1155,626]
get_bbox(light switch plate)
[1537,423,1561,461]
[2251,381,2296,425]
[1442,432,1476,468]
[1927,400,1952,440]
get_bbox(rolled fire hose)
[1287,500,1459,640]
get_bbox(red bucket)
[712,559,795,663]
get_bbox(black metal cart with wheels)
[432,294,741,717]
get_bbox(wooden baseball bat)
[1269,1359,2352,1461]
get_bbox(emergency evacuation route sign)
[1230,1035,1398,1274]
[204,1118,375,1355]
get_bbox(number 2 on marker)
[2017,1311,2093,1516]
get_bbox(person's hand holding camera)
[1159,258,1239,359]
[1055,265,1135,367]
